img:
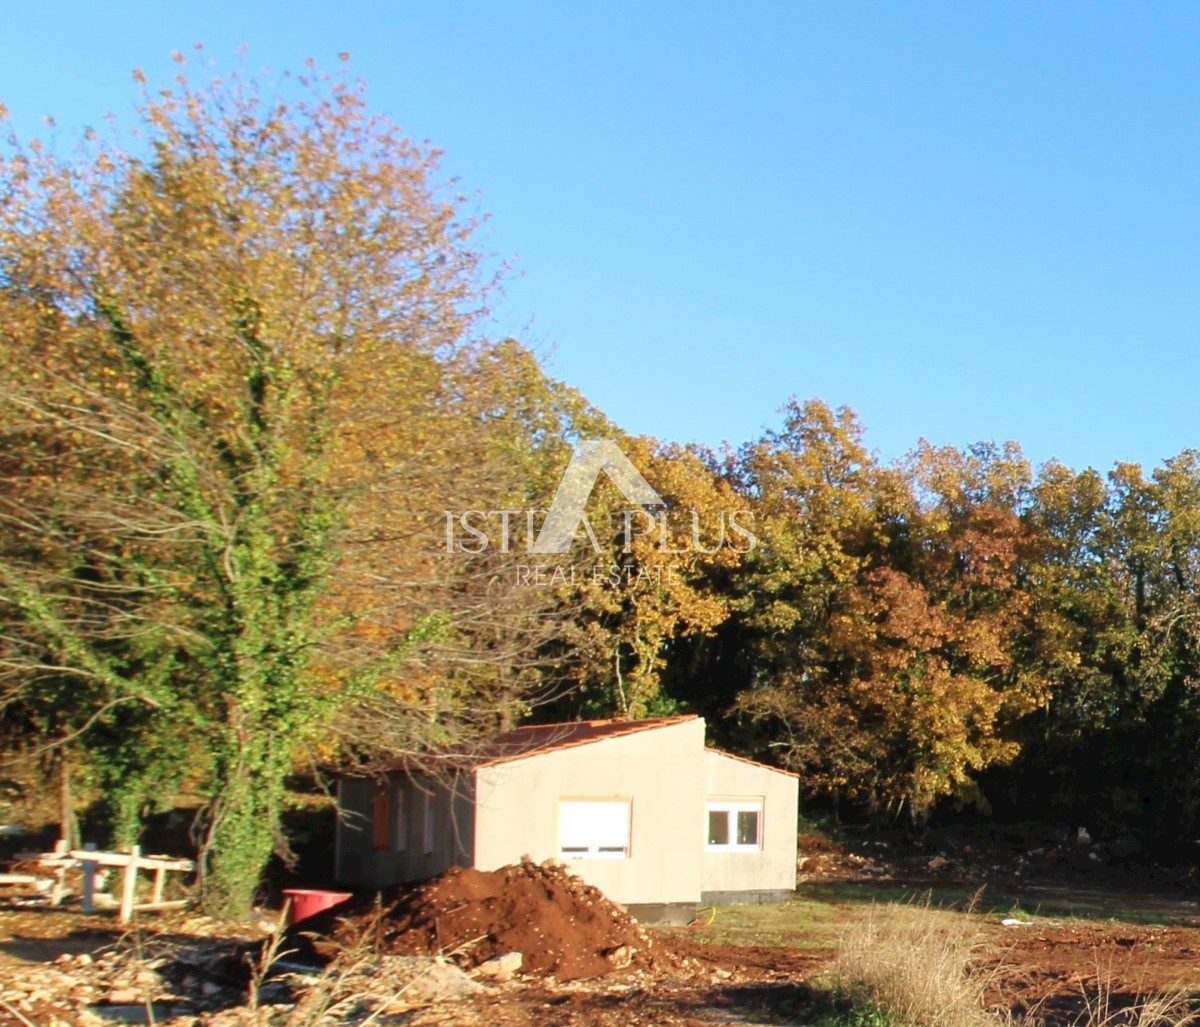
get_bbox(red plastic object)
[282,888,353,925]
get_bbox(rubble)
[372,955,484,1004]
[0,932,259,1024]
[474,951,523,981]
[0,860,696,1023]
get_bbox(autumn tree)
[731,411,1056,822]
[999,452,1200,847]
[0,55,573,914]
[729,399,886,804]
[541,436,750,718]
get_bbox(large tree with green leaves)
[0,54,572,914]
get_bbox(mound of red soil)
[307,861,671,981]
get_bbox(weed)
[812,897,1200,1027]
[815,999,901,1026]
[1053,967,1200,1027]
[246,901,295,1012]
[822,895,998,1027]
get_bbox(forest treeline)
[2,58,1198,914]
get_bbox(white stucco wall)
[701,749,798,897]
[473,717,706,905]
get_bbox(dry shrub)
[828,896,998,1027]
[1061,971,1200,1027]
[826,898,1200,1027]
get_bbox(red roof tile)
[704,745,800,778]
[361,715,699,774]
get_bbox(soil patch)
[981,920,1200,1025]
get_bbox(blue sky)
[3,3,1198,474]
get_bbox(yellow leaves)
[739,421,1056,817]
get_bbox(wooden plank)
[81,843,97,914]
[137,855,193,870]
[62,851,193,871]
[48,866,68,907]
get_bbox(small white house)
[335,715,799,920]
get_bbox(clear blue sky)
[4,3,1198,474]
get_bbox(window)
[371,790,390,850]
[558,798,631,859]
[706,799,763,851]
[393,787,407,852]
[422,791,435,854]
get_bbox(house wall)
[336,770,475,889]
[701,750,798,902]
[472,718,706,906]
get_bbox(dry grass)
[1062,973,1200,1027]
[822,898,1200,1027]
[825,896,999,1027]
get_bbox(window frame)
[557,797,632,860]
[705,798,764,852]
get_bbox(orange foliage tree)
[0,54,577,913]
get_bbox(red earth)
[5,836,1200,1025]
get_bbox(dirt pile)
[310,860,671,981]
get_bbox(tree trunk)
[60,756,80,850]
[198,726,285,918]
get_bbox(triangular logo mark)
[531,439,664,554]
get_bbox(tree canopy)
[5,55,1200,913]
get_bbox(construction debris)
[474,952,523,981]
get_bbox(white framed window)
[706,799,763,851]
[558,798,631,859]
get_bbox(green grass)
[813,1003,900,1027]
[654,895,843,949]
[653,875,1200,962]
[800,879,1200,928]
